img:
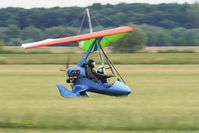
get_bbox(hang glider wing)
[21,26,134,49]
[79,32,128,51]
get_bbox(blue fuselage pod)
[103,80,131,96]
[66,66,132,97]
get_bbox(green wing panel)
[80,32,127,51]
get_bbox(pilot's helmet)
[87,59,95,68]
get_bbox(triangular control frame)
[77,38,126,84]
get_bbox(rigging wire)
[47,10,86,38]
[97,40,126,84]
[91,11,103,29]
[91,10,122,27]
[90,9,123,54]
[96,41,106,74]
[90,10,106,71]
[77,10,87,35]
[89,9,126,83]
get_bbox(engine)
[67,70,80,83]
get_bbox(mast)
[86,8,105,73]
[86,8,93,33]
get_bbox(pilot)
[86,59,112,83]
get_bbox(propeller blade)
[65,55,71,69]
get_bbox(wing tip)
[21,44,29,49]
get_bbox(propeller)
[60,55,71,72]
[65,56,70,69]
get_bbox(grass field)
[1,53,199,64]
[4,46,199,53]
[0,64,199,133]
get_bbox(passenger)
[86,59,112,83]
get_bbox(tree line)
[0,3,199,47]
[1,24,199,47]
[1,3,199,29]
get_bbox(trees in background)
[21,26,43,41]
[0,40,4,49]
[1,3,199,49]
[186,3,199,28]
[0,25,79,46]
[45,26,78,38]
[139,24,199,46]
[1,24,199,47]
[0,3,196,29]
[112,25,147,52]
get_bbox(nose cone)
[121,87,131,95]
[108,81,132,96]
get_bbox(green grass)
[0,65,199,133]
[157,50,196,53]
[1,53,199,64]
[1,129,199,133]
[0,49,53,54]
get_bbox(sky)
[0,0,198,9]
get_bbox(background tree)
[0,3,199,47]
[2,25,21,46]
[3,25,20,41]
[45,26,78,38]
[0,27,7,42]
[186,3,199,28]
[0,40,4,49]
[112,25,147,53]
[0,3,191,29]
[140,24,172,46]
[20,26,43,41]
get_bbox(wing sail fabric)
[21,26,133,49]
[79,32,128,51]
[21,39,58,48]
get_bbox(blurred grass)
[0,49,53,54]
[0,65,199,133]
[1,53,199,64]
[157,50,196,53]
[1,129,199,133]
